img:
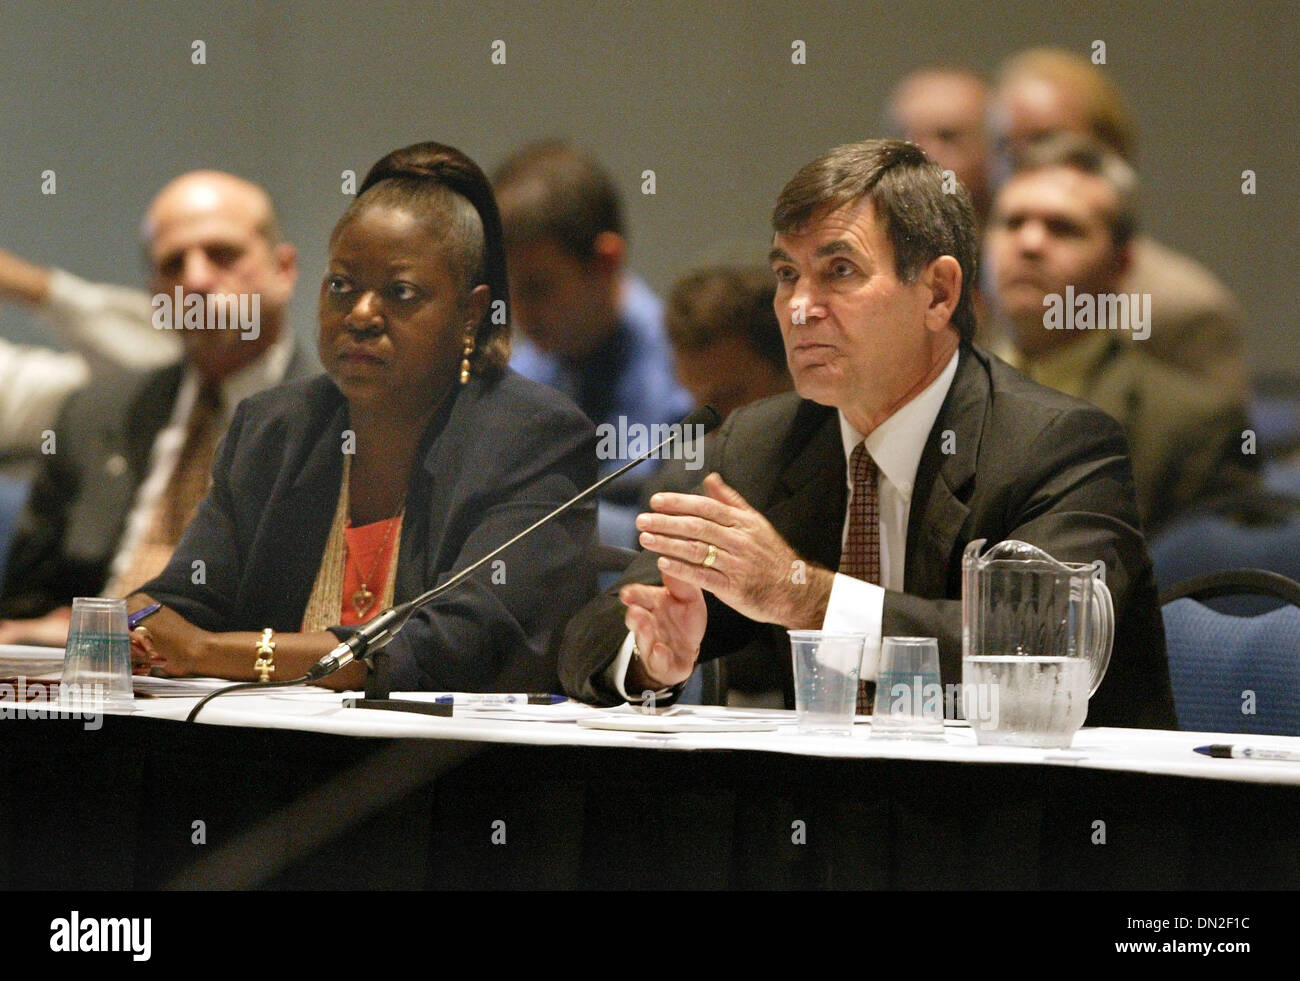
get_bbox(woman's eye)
[325,276,350,294]
[389,283,418,302]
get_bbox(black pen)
[1195,744,1300,762]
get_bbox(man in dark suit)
[558,139,1176,730]
[0,171,315,641]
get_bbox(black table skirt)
[2,716,1296,890]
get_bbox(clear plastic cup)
[871,636,945,741]
[61,597,133,710]
[789,630,863,736]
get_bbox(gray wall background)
[1,0,1294,376]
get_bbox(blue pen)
[433,693,568,706]
[128,603,162,630]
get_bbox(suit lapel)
[904,346,988,597]
[397,381,468,602]
[767,403,846,571]
[251,394,348,623]
[74,366,184,559]
[125,365,185,478]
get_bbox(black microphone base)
[364,649,392,701]
[343,697,453,718]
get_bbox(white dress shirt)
[608,350,960,701]
[0,270,181,455]
[42,268,182,374]
[104,333,294,588]
[822,350,959,678]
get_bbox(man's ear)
[922,255,962,332]
[273,242,299,298]
[588,231,627,280]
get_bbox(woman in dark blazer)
[128,142,596,693]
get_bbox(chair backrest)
[0,475,30,592]
[1249,375,1300,460]
[1160,569,1300,736]
[1160,568,1300,607]
[1150,494,1300,613]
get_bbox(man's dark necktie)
[838,441,880,714]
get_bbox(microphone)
[186,405,720,722]
[305,404,723,682]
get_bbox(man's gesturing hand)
[620,571,707,689]
[637,472,834,629]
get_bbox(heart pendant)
[352,585,374,618]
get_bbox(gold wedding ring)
[702,543,718,569]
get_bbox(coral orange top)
[339,516,402,626]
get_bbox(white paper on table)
[578,705,781,733]
[385,693,605,723]
[0,643,65,677]
[448,704,604,723]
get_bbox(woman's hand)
[126,596,363,688]
[127,599,211,677]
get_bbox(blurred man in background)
[989,48,1247,397]
[664,265,791,421]
[985,135,1254,531]
[886,66,992,227]
[885,67,994,339]
[0,170,315,643]
[641,263,793,510]
[493,140,691,546]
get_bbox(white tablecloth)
[6,643,1297,787]
[117,688,1300,786]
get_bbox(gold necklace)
[347,506,404,618]
[302,455,405,632]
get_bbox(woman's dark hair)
[339,141,511,378]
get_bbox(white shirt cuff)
[822,573,886,681]
[606,631,678,704]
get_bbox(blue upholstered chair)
[0,474,30,591]
[1149,492,1300,613]
[1160,570,1300,736]
[1264,459,1300,499]
[1249,375,1300,463]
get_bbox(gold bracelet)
[254,628,276,682]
